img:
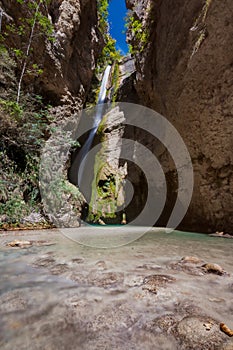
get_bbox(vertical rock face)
[0,0,103,107]
[0,0,104,226]
[87,106,127,224]
[117,56,139,103]
[125,0,233,232]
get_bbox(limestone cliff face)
[86,106,127,224]
[125,0,233,232]
[1,0,103,108]
[0,0,103,226]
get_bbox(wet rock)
[169,257,228,276]
[98,219,106,225]
[174,316,226,350]
[209,233,233,239]
[215,231,224,236]
[142,274,176,294]
[124,275,144,287]
[174,300,203,316]
[6,240,56,249]
[181,256,203,264]
[0,291,28,313]
[147,301,212,339]
[34,257,56,268]
[69,272,87,285]
[88,302,139,332]
[154,314,179,332]
[169,257,205,276]
[70,270,125,289]
[6,240,32,248]
[202,263,226,275]
[71,258,84,264]
[33,257,70,275]
[220,323,233,337]
[50,263,69,275]
[208,297,225,303]
[129,330,178,350]
[90,271,124,288]
[136,263,162,270]
[107,288,127,295]
[175,256,205,274]
[95,260,107,270]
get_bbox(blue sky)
[108,0,128,54]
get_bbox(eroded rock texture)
[0,0,103,225]
[87,106,127,224]
[125,0,233,232]
[0,0,103,107]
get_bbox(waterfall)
[70,65,112,189]
[91,64,112,132]
[97,65,112,104]
[0,9,3,32]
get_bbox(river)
[0,228,233,349]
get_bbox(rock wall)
[117,56,139,103]
[125,0,233,232]
[0,0,104,226]
[0,0,103,108]
[86,106,127,224]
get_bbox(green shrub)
[0,0,55,103]
[125,13,149,54]
[0,150,40,225]
[0,98,23,118]
[96,0,122,75]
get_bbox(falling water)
[0,9,3,32]
[74,65,112,188]
[97,65,112,104]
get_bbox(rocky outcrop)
[125,0,233,232]
[0,0,103,108]
[87,106,127,224]
[116,56,139,103]
[0,0,104,226]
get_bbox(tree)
[1,0,54,103]
[16,0,42,104]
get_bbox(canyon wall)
[125,0,233,232]
[0,0,103,108]
[1,0,232,231]
[0,0,104,227]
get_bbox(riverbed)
[0,228,233,349]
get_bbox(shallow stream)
[0,228,233,349]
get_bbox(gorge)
[0,0,232,233]
[0,1,233,350]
